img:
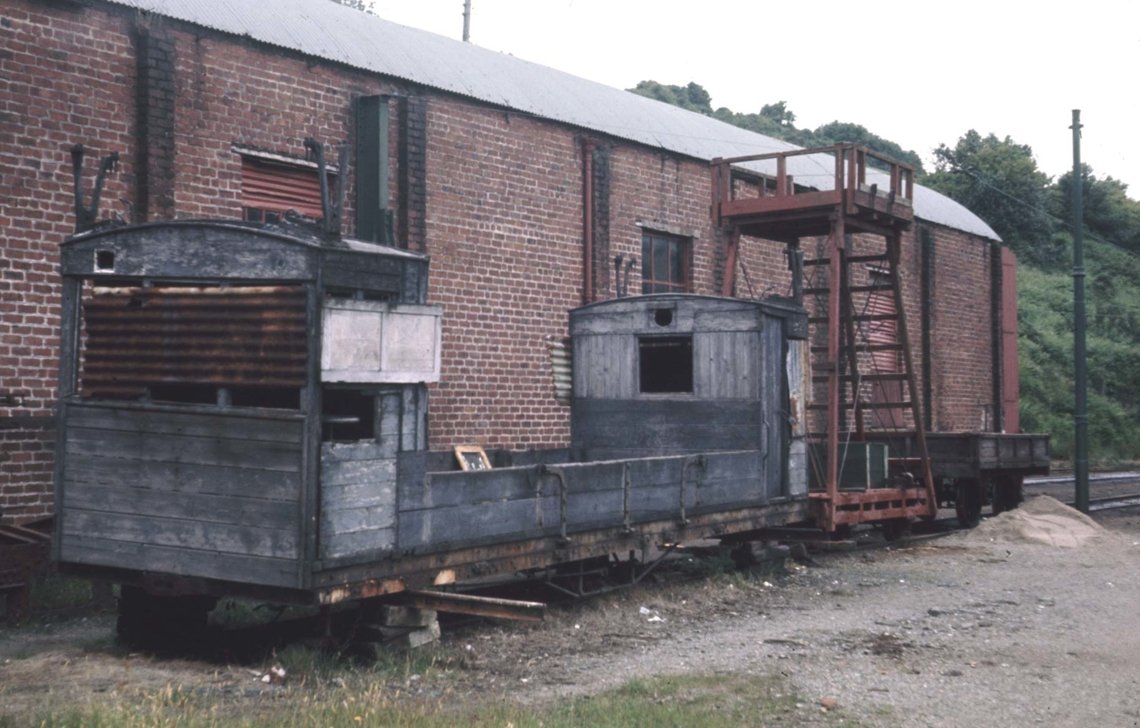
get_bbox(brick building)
[0,0,1016,526]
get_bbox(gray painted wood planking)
[692,331,761,399]
[392,450,770,553]
[62,510,299,559]
[65,402,304,442]
[63,484,297,528]
[59,534,298,588]
[320,441,398,558]
[63,454,301,500]
[63,225,318,280]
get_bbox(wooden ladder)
[801,228,937,530]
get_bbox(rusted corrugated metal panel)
[80,285,307,398]
[241,158,324,218]
[108,0,999,241]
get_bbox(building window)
[641,231,690,293]
[240,155,328,223]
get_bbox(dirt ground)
[3,496,1139,727]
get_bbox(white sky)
[371,0,1139,200]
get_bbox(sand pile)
[969,495,1106,548]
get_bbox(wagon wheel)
[991,474,1024,515]
[117,585,216,652]
[954,478,982,528]
[881,518,910,542]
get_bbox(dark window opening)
[230,387,301,410]
[325,288,396,304]
[322,389,376,442]
[243,207,282,224]
[95,250,115,271]
[639,336,693,393]
[148,383,217,406]
[641,231,690,294]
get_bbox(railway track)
[1026,471,1140,513]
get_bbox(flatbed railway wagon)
[52,219,814,633]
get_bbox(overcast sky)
[371,0,1138,200]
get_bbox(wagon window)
[321,388,376,442]
[638,336,693,393]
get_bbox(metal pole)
[1071,109,1089,513]
[462,0,471,42]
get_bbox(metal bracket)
[71,144,120,233]
[304,137,349,241]
[680,454,706,525]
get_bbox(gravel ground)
[449,496,1140,726]
[2,496,1139,726]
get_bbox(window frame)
[641,230,692,294]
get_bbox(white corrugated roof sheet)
[108,0,999,240]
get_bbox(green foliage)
[630,80,714,115]
[1050,165,1140,254]
[924,130,1059,267]
[627,81,924,171]
[812,121,925,173]
[1018,252,1140,463]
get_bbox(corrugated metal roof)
[108,0,999,240]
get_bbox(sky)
[371,0,1139,199]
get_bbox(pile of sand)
[969,495,1107,548]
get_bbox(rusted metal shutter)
[80,285,308,399]
[241,157,324,219]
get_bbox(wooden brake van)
[53,220,811,635]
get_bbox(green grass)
[5,668,862,728]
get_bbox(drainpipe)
[582,139,595,304]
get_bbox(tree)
[1050,166,1140,254]
[759,101,795,128]
[811,121,924,174]
[629,81,713,115]
[923,131,1059,266]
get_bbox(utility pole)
[462,0,471,42]
[1071,109,1089,514]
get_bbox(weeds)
[7,669,859,728]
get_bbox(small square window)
[639,336,693,393]
[641,231,690,294]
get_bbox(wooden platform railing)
[711,144,914,225]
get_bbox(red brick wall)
[1,2,137,522]
[1,0,1005,523]
[923,223,997,431]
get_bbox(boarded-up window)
[641,231,690,293]
[240,156,326,223]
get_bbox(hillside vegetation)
[632,82,1140,463]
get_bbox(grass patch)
[7,670,862,728]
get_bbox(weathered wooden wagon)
[53,219,811,632]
